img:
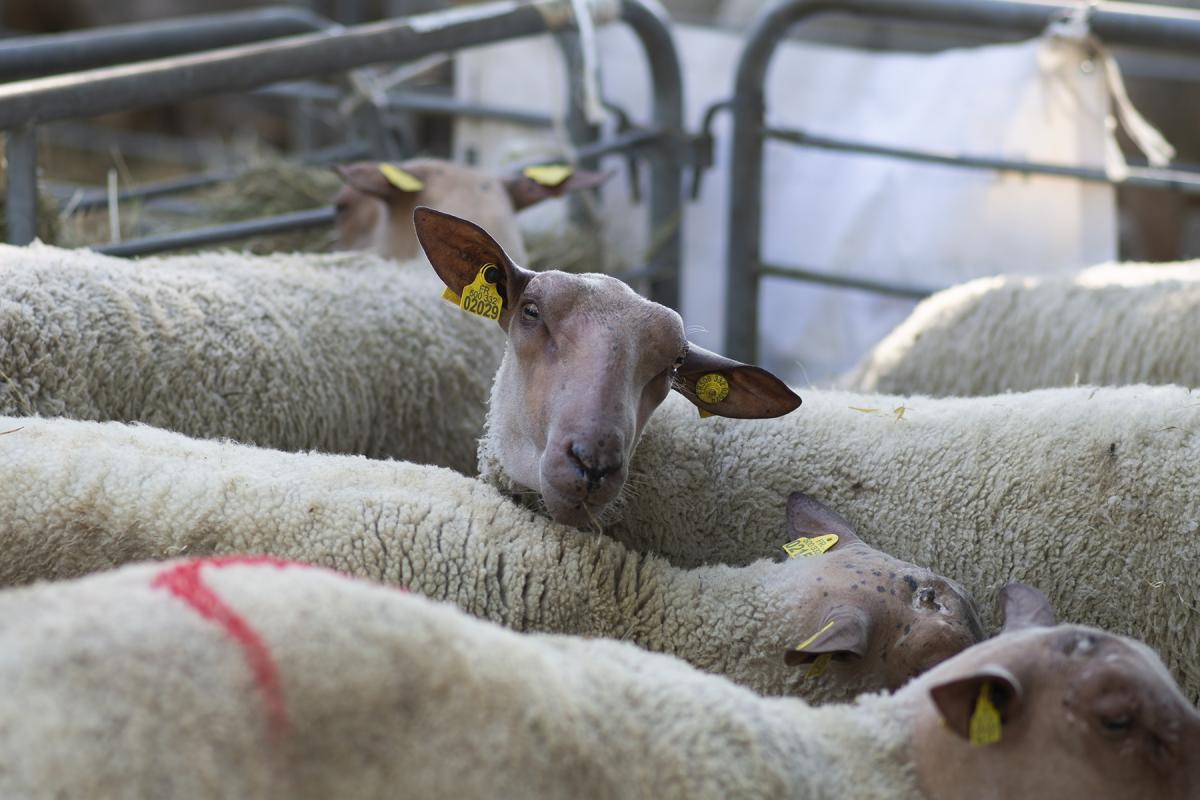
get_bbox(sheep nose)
[567,441,621,490]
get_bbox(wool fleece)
[0,242,501,474]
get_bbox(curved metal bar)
[620,0,685,308]
[0,7,337,82]
[723,0,1200,361]
[0,0,613,129]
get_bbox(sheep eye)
[334,201,349,215]
[673,354,685,369]
[1099,714,1134,736]
[521,302,540,321]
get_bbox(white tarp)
[455,23,1119,383]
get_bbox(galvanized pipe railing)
[723,0,1200,362]
[0,6,337,82]
[1,0,685,308]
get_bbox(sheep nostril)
[567,442,620,489]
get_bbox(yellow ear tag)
[969,682,1002,746]
[523,164,573,187]
[441,287,461,304]
[456,264,503,321]
[695,373,730,405]
[792,619,835,653]
[782,533,839,558]
[378,163,424,192]
[805,653,833,680]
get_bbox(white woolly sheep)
[333,158,610,263]
[0,242,502,474]
[2,563,1195,799]
[846,262,1200,396]
[0,414,982,701]
[572,384,1200,702]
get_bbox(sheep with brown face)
[2,563,1192,799]
[413,206,801,528]
[333,159,610,263]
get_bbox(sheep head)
[332,159,610,264]
[414,206,801,527]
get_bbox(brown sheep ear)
[929,666,1024,740]
[785,492,863,550]
[673,343,801,419]
[999,583,1055,632]
[413,207,534,327]
[503,167,614,211]
[784,606,870,666]
[333,163,423,204]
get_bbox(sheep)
[2,562,1195,799]
[407,212,1200,700]
[0,413,983,701]
[845,262,1200,396]
[413,207,801,527]
[0,241,502,474]
[333,158,611,263]
[586,383,1200,702]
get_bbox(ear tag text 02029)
[695,372,730,419]
[969,681,1002,746]
[446,264,503,321]
[523,164,574,188]
[378,163,424,192]
[782,534,839,558]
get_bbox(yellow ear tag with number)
[523,164,573,187]
[782,534,839,558]
[695,373,730,418]
[454,264,503,321]
[379,163,424,192]
[805,652,833,680]
[969,682,1002,746]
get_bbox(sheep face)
[908,586,1200,800]
[333,159,611,264]
[778,493,984,694]
[414,207,801,527]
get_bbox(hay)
[196,157,341,254]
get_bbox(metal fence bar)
[4,125,37,245]
[94,207,337,258]
[724,0,1200,362]
[759,261,938,299]
[620,0,684,309]
[766,126,1200,194]
[256,82,558,127]
[0,7,336,82]
[61,142,370,212]
[0,0,619,129]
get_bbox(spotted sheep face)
[909,584,1200,800]
[778,493,984,693]
[413,207,802,528]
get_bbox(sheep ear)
[503,167,614,211]
[784,606,870,666]
[929,666,1024,740]
[674,344,801,419]
[785,492,863,549]
[413,206,534,327]
[332,163,418,203]
[999,583,1055,633]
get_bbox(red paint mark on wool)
[152,556,303,740]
